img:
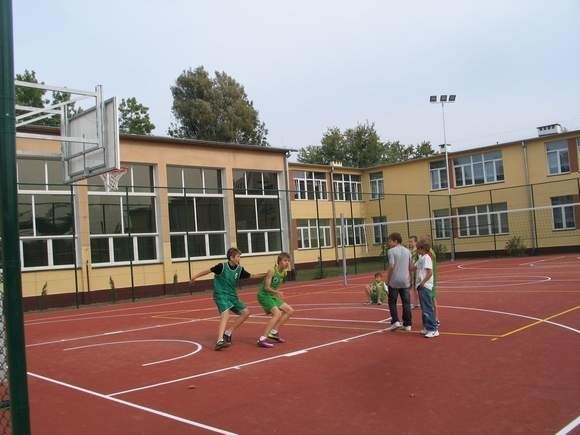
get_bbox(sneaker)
[257,338,274,348]
[267,332,286,343]
[403,326,412,332]
[214,339,227,351]
[421,329,427,335]
[436,320,441,327]
[377,300,382,305]
[389,321,402,331]
[223,332,232,344]
[413,305,421,310]
[410,304,415,309]
[424,330,440,338]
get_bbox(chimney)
[537,124,565,137]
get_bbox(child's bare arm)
[190,269,212,282]
[263,270,283,295]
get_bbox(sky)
[12,0,580,154]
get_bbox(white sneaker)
[424,330,440,338]
[389,321,402,331]
[377,300,382,305]
[421,328,427,335]
[403,326,412,332]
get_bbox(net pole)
[340,213,347,287]
[348,196,357,274]
[0,0,31,432]
[377,194,386,270]
[315,194,323,278]
[489,189,497,255]
[70,184,79,308]
[124,186,135,302]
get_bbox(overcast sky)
[13,0,580,153]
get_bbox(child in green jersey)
[256,252,295,348]
[190,247,256,351]
[364,272,388,305]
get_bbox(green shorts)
[370,288,387,303]
[257,291,284,314]
[213,291,246,314]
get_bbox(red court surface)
[25,255,580,434]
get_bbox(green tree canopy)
[118,97,155,135]
[169,66,268,145]
[298,122,437,167]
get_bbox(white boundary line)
[556,415,580,435]
[64,339,203,367]
[107,328,385,397]
[27,372,237,435]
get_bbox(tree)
[383,140,415,163]
[412,141,437,159]
[118,97,155,135]
[169,66,268,145]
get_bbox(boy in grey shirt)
[385,232,412,331]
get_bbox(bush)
[505,236,527,256]
[432,244,448,261]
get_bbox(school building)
[8,124,580,308]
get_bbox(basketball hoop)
[100,167,128,192]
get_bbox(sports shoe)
[257,338,274,348]
[403,326,412,332]
[436,320,441,327]
[424,330,440,338]
[421,328,427,335]
[214,339,227,350]
[413,305,421,310]
[377,300,382,305]
[389,321,402,331]
[267,332,286,343]
[223,332,232,344]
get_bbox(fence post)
[404,194,410,239]
[489,190,497,255]
[125,186,135,302]
[377,194,386,270]
[349,195,357,274]
[70,184,79,308]
[530,184,538,254]
[315,193,324,279]
[427,194,434,244]
[340,214,347,286]
[183,187,192,286]
[448,193,456,261]
[0,0,31,431]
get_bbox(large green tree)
[169,66,268,145]
[298,122,437,167]
[118,97,155,135]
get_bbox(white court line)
[556,415,580,435]
[28,372,237,435]
[64,339,203,367]
[108,328,385,397]
[27,315,220,348]
[440,305,580,334]
[519,256,567,266]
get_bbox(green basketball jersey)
[213,262,241,294]
[258,267,286,295]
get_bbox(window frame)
[296,219,332,250]
[369,172,384,200]
[546,141,570,175]
[372,216,387,244]
[551,196,576,230]
[335,218,367,247]
[433,209,451,240]
[332,173,362,201]
[293,171,328,200]
[453,151,504,187]
[429,161,448,191]
[457,203,509,237]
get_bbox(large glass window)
[454,151,504,187]
[234,170,282,254]
[546,141,570,175]
[293,171,328,200]
[88,164,158,264]
[429,161,448,190]
[372,216,387,244]
[433,209,451,240]
[167,166,226,260]
[333,174,362,201]
[16,158,75,269]
[369,173,384,200]
[551,196,576,230]
[458,203,508,237]
[296,219,332,249]
[335,218,366,246]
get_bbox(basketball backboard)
[14,81,120,183]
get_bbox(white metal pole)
[340,213,347,287]
[441,102,456,261]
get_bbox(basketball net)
[99,167,128,192]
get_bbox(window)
[369,173,384,199]
[333,174,362,201]
[296,219,332,249]
[234,170,282,254]
[454,151,504,187]
[546,141,570,175]
[551,196,576,230]
[293,172,328,200]
[16,158,75,269]
[88,164,158,264]
[429,161,448,190]
[335,218,366,246]
[372,217,387,244]
[433,209,451,240]
[167,166,226,260]
[458,203,508,237]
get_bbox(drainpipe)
[283,152,296,279]
[522,141,537,252]
[330,163,338,263]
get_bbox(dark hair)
[277,252,291,263]
[388,232,402,244]
[416,240,431,251]
[410,235,418,242]
[227,247,242,259]
[374,272,383,279]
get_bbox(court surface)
[25,254,580,434]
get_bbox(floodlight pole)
[0,0,32,433]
